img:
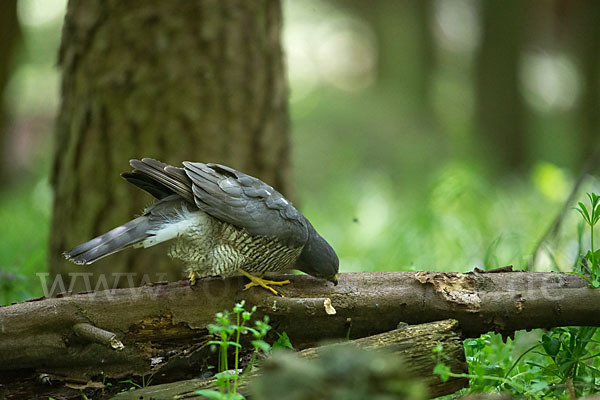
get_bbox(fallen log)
[111,319,467,400]
[0,271,598,382]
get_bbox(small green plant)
[196,300,272,400]
[100,371,112,396]
[432,342,530,396]
[118,375,152,391]
[574,192,600,287]
[532,327,600,398]
[272,332,294,350]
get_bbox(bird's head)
[296,222,339,285]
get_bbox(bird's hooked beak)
[330,274,338,286]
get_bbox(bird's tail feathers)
[64,216,155,265]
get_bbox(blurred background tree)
[1,0,600,303]
[475,0,526,172]
[0,0,21,184]
[50,0,291,292]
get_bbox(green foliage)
[433,330,600,398]
[302,160,578,275]
[196,301,272,400]
[433,340,529,397]
[528,193,600,396]
[272,332,294,351]
[0,176,50,305]
[574,192,600,287]
[533,327,600,397]
[435,192,600,399]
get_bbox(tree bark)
[111,320,467,400]
[50,0,291,292]
[1,271,598,383]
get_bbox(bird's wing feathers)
[183,161,308,247]
[124,159,308,247]
[126,158,194,203]
[121,172,174,199]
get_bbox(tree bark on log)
[111,320,467,400]
[1,270,598,383]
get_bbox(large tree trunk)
[50,0,291,292]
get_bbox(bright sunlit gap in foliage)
[531,162,569,202]
[520,52,580,112]
[17,0,67,27]
[433,0,481,54]
[5,65,60,116]
[283,0,377,103]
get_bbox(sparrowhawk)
[64,158,339,294]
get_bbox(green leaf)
[244,327,258,335]
[576,203,591,224]
[433,362,451,382]
[252,340,271,352]
[557,358,575,375]
[569,271,594,285]
[588,192,599,207]
[233,300,245,313]
[195,389,227,399]
[483,364,504,377]
[541,335,560,357]
[215,371,238,380]
[273,332,294,350]
[432,344,444,353]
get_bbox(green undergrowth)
[434,328,600,399]
[196,300,293,400]
[0,173,50,305]
[434,192,600,399]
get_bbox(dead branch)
[0,271,598,382]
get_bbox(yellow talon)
[188,271,198,286]
[239,270,290,296]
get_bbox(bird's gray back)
[126,159,309,249]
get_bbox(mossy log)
[0,270,598,397]
[111,319,467,400]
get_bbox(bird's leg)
[238,270,290,296]
[188,270,198,286]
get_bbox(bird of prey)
[64,158,339,295]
